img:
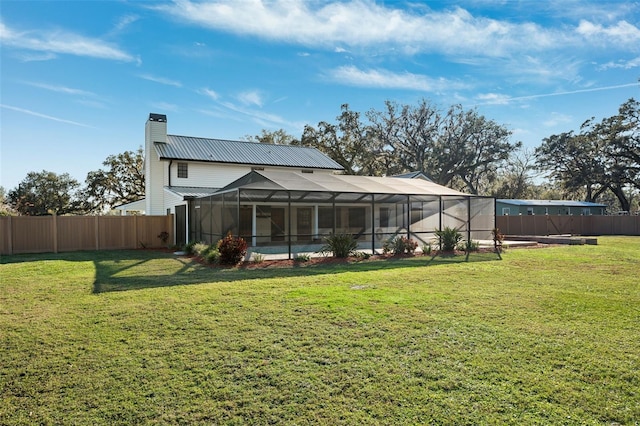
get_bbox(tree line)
[1,148,144,216]
[2,98,638,216]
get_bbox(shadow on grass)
[0,249,501,294]
[94,250,501,293]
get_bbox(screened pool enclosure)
[189,171,495,257]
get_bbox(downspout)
[371,194,375,255]
[288,192,292,260]
[406,195,411,239]
[467,197,472,252]
[168,160,172,187]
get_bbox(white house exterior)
[141,113,344,245]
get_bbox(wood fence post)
[95,216,100,251]
[8,215,13,255]
[52,213,58,254]
[133,215,138,247]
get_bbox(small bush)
[492,227,505,252]
[382,236,418,255]
[252,253,265,263]
[217,233,248,265]
[204,248,220,264]
[434,227,463,252]
[191,242,211,257]
[183,240,199,255]
[353,251,371,260]
[294,253,311,262]
[422,243,432,256]
[157,231,170,245]
[460,240,480,252]
[319,233,358,258]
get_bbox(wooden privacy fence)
[496,215,640,236]
[0,215,173,255]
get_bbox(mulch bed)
[186,247,528,270]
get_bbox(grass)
[1,237,639,425]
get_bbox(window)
[318,207,333,228]
[177,162,188,178]
[348,207,366,229]
[379,207,391,227]
[527,207,534,215]
[502,208,510,216]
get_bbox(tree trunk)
[609,184,631,212]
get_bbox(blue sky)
[1,0,639,191]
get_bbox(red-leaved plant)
[217,232,248,265]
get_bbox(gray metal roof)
[393,171,434,182]
[154,135,343,170]
[497,199,606,207]
[165,186,221,199]
[217,170,471,197]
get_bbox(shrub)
[459,240,480,252]
[382,236,419,255]
[319,233,358,258]
[434,227,463,252]
[157,231,170,245]
[204,248,220,264]
[466,240,480,251]
[353,251,371,260]
[251,252,265,264]
[191,242,211,257]
[294,253,311,262]
[183,240,199,255]
[422,243,432,256]
[217,233,248,265]
[492,227,504,252]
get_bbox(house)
[140,113,343,244]
[393,171,433,182]
[136,113,495,254]
[496,199,607,216]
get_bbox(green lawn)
[1,237,639,425]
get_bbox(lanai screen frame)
[189,175,495,259]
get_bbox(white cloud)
[211,100,306,131]
[138,73,183,87]
[599,56,640,70]
[111,15,139,34]
[543,112,573,128]
[152,1,562,57]
[327,65,466,92]
[151,102,180,112]
[576,20,640,46]
[237,90,264,107]
[475,93,512,105]
[0,21,138,62]
[0,104,93,127]
[23,81,97,97]
[474,82,640,106]
[14,51,57,62]
[199,88,220,101]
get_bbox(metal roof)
[217,170,471,197]
[497,199,607,207]
[153,135,344,170]
[393,171,434,182]
[165,186,221,199]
